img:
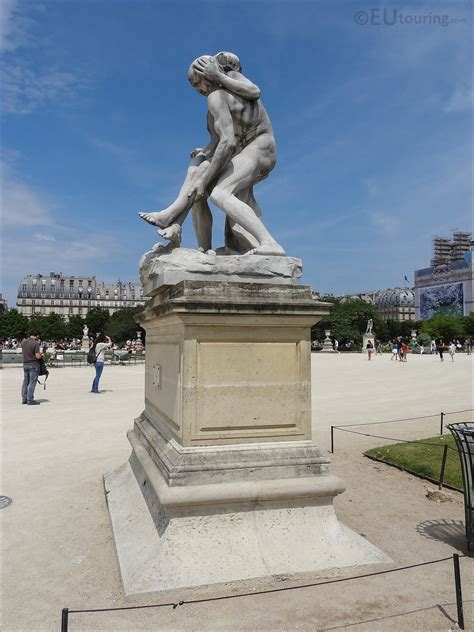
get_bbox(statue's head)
[188,55,215,95]
[214,51,242,73]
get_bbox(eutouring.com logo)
[354,8,469,27]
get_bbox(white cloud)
[0,0,31,53]
[2,63,87,115]
[444,86,474,113]
[1,2,89,115]
[369,211,400,234]
[1,160,54,226]
[33,233,56,242]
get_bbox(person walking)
[449,341,456,362]
[437,339,445,362]
[366,339,374,361]
[430,339,436,355]
[91,334,112,393]
[20,331,43,405]
[391,339,398,361]
[466,338,472,355]
[401,340,409,362]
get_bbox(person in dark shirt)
[20,331,43,405]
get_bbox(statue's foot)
[198,247,216,255]
[153,241,176,255]
[248,242,286,256]
[138,211,167,229]
[158,224,182,245]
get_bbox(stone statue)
[139,52,284,256]
[83,324,89,337]
[366,319,373,335]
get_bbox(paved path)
[2,354,473,631]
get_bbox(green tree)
[461,313,474,338]
[420,315,464,342]
[0,309,29,340]
[67,314,85,338]
[85,307,110,338]
[27,313,47,337]
[41,312,68,339]
[107,306,145,345]
[312,299,385,347]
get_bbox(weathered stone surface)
[140,248,302,294]
[130,412,332,486]
[104,460,391,596]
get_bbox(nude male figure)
[187,55,284,256]
[139,53,263,254]
[139,53,284,256]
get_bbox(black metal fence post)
[61,608,69,632]
[453,554,464,630]
[440,412,445,435]
[330,426,334,454]
[438,444,449,490]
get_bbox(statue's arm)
[217,70,260,101]
[192,57,261,101]
[189,93,235,199]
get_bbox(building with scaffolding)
[415,232,473,320]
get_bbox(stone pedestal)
[81,336,89,351]
[362,333,375,354]
[105,253,389,595]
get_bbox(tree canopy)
[312,299,386,346]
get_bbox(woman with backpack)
[90,334,112,393]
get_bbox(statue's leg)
[224,188,259,253]
[139,157,210,228]
[210,143,285,256]
[192,199,213,252]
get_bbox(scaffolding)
[431,232,472,267]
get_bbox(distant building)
[0,293,8,315]
[415,232,473,320]
[16,272,145,320]
[339,288,415,321]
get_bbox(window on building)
[40,307,45,314]
[22,284,27,290]
[78,307,83,314]
[32,306,36,313]
[41,300,45,305]
[31,291,37,298]
[51,292,55,298]
[32,300,36,305]
[69,307,73,314]
[22,291,27,297]
[69,292,74,298]
[59,293,64,298]
[60,300,63,305]
[41,292,46,298]
[87,300,91,305]
[22,299,26,304]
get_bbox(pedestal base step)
[104,462,390,596]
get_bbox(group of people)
[18,332,117,404]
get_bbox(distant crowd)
[311,337,473,361]
[1,336,144,353]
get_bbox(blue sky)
[1,0,472,305]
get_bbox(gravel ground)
[2,353,473,631]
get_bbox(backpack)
[87,346,97,365]
[37,358,49,389]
